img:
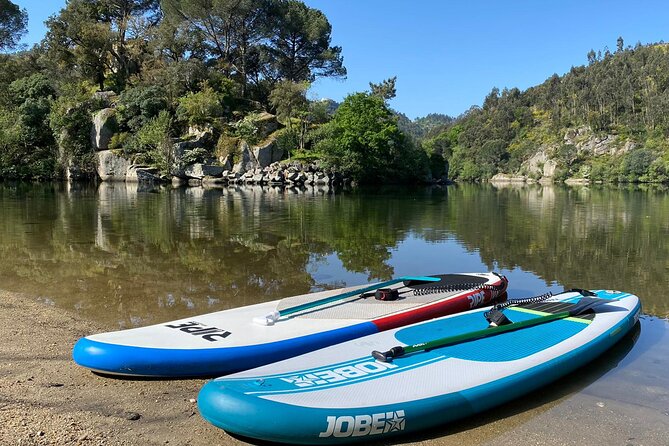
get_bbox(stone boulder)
[242,171,255,183]
[564,178,590,186]
[268,171,285,185]
[184,163,224,179]
[219,155,233,171]
[172,130,215,177]
[202,176,227,186]
[97,150,130,181]
[521,149,558,180]
[523,150,548,177]
[126,165,162,183]
[91,108,118,151]
[172,177,188,187]
[314,172,329,185]
[92,91,117,107]
[253,138,283,168]
[187,124,215,139]
[542,159,558,178]
[252,173,265,184]
[490,173,526,183]
[285,170,300,183]
[232,142,258,174]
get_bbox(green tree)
[116,84,168,131]
[620,149,656,182]
[44,0,159,90]
[264,0,345,83]
[163,0,345,98]
[161,0,271,97]
[0,0,27,52]
[130,110,173,173]
[422,125,460,179]
[369,76,397,101]
[314,92,424,183]
[176,83,225,127]
[0,74,57,179]
[269,79,308,152]
[44,0,111,90]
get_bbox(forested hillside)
[427,39,669,183]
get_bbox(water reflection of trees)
[454,183,669,317]
[0,182,667,326]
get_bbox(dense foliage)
[431,40,669,183]
[0,0,27,52]
[313,92,428,183]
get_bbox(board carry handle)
[372,292,609,362]
[253,276,441,326]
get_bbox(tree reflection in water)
[0,182,667,328]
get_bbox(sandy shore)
[0,290,239,446]
[1,290,667,446]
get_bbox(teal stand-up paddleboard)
[198,289,640,444]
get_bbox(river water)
[1,181,667,324]
[1,181,667,440]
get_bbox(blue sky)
[13,0,669,119]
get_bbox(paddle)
[372,294,609,362]
[253,276,441,326]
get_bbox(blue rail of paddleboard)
[72,321,379,377]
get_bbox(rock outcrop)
[126,165,162,183]
[253,139,283,168]
[172,130,216,177]
[563,126,635,156]
[96,150,130,181]
[184,163,224,179]
[91,108,118,151]
[231,142,258,175]
[227,137,284,175]
[508,126,634,184]
[523,150,558,180]
[490,173,527,183]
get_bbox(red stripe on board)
[371,277,507,331]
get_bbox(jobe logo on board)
[467,291,485,308]
[281,361,398,388]
[164,321,231,341]
[319,410,406,438]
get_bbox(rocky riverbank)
[85,104,357,189]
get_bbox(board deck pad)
[517,300,596,321]
[197,290,640,444]
[278,274,490,320]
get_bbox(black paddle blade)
[568,288,597,297]
[568,296,609,316]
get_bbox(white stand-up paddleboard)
[198,289,640,444]
[73,272,507,377]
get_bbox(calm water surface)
[1,181,667,324]
[1,181,667,440]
